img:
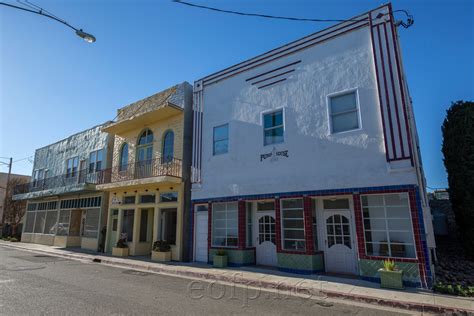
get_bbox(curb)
[2,242,473,315]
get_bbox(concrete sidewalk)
[1,240,473,314]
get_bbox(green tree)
[441,100,474,258]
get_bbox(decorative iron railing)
[96,156,182,185]
[13,169,105,195]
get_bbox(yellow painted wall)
[105,183,184,261]
[112,113,184,168]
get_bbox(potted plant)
[213,249,228,268]
[379,259,404,290]
[151,240,172,262]
[112,237,129,257]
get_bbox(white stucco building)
[190,4,435,288]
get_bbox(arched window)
[162,130,174,163]
[138,129,153,146]
[119,143,129,171]
[137,129,153,163]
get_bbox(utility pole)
[1,158,12,235]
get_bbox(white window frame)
[361,192,417,259]
[261,108,285,146]
[327,88,362,135]
[66,157,79,178]
[89,149,104,173]
[280,198,306,251]
[211,202,238,248]
[32,169,45,187]
[213,123,229,156]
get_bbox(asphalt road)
[0,246,411,315]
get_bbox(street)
[0,246,411,315]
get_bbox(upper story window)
[213,124,228,155]
[162,130,174,163]
[89,149,104,173]
[137,129,153,163]
[328,91,360,134]
[32,169,45,187]
[263,110,284,146]
[66,157,79,178]
[119,143,129,171]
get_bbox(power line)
[173,0,366,22]
[173,1,414,28]
[13,156,33,163]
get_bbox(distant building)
[428,189,450,201]
[13,124,114,251]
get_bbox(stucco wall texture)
[193,26,417,200]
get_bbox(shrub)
[116,238,128,248]
[382,259,397,271]
[434,282,474,297]
[441,100,474,258]
[215,249,226,256]
[152,240,171,252]
[9,237,18,242]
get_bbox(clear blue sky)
[1,0,473,189]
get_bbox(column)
[274,197,282,252]
[303,196,314,255]
[238,200,246,250]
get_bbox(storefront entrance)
[322,198,358,275]
[253,201,277,267]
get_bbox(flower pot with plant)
[112,237,129,257]
[379,259,404,290]
[213,249,228,268]
[151,240,172,262]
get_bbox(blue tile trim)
[208,261,254,268]
[191,184,416,204]
[278,267,325,275]
[414,187,433,289]
[360,276,421,288]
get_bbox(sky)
[0,0,473,189]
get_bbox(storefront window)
[24,212,36,233]
[44,211,58,235]
[212,202,238,247]
[57,210,70,236]
[281,199,305,251]
[161,208,177,245]
[83,208,100,238]
[362,193,416,258]
[122,210,135,242]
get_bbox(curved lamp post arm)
[0,2,96,42]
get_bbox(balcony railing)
[96,156,182,185]
[13,169,105,195]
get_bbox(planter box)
[112,247,129,257]
[213,255,228,268]
[151,250,171,262]
[379,269,404,290]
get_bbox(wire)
[173,1,414,28]
[13,156,33,163]
[173,0,366,22]
[427,186,446,191]
[0,1,79,31]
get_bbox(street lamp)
[0,1,96,43]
